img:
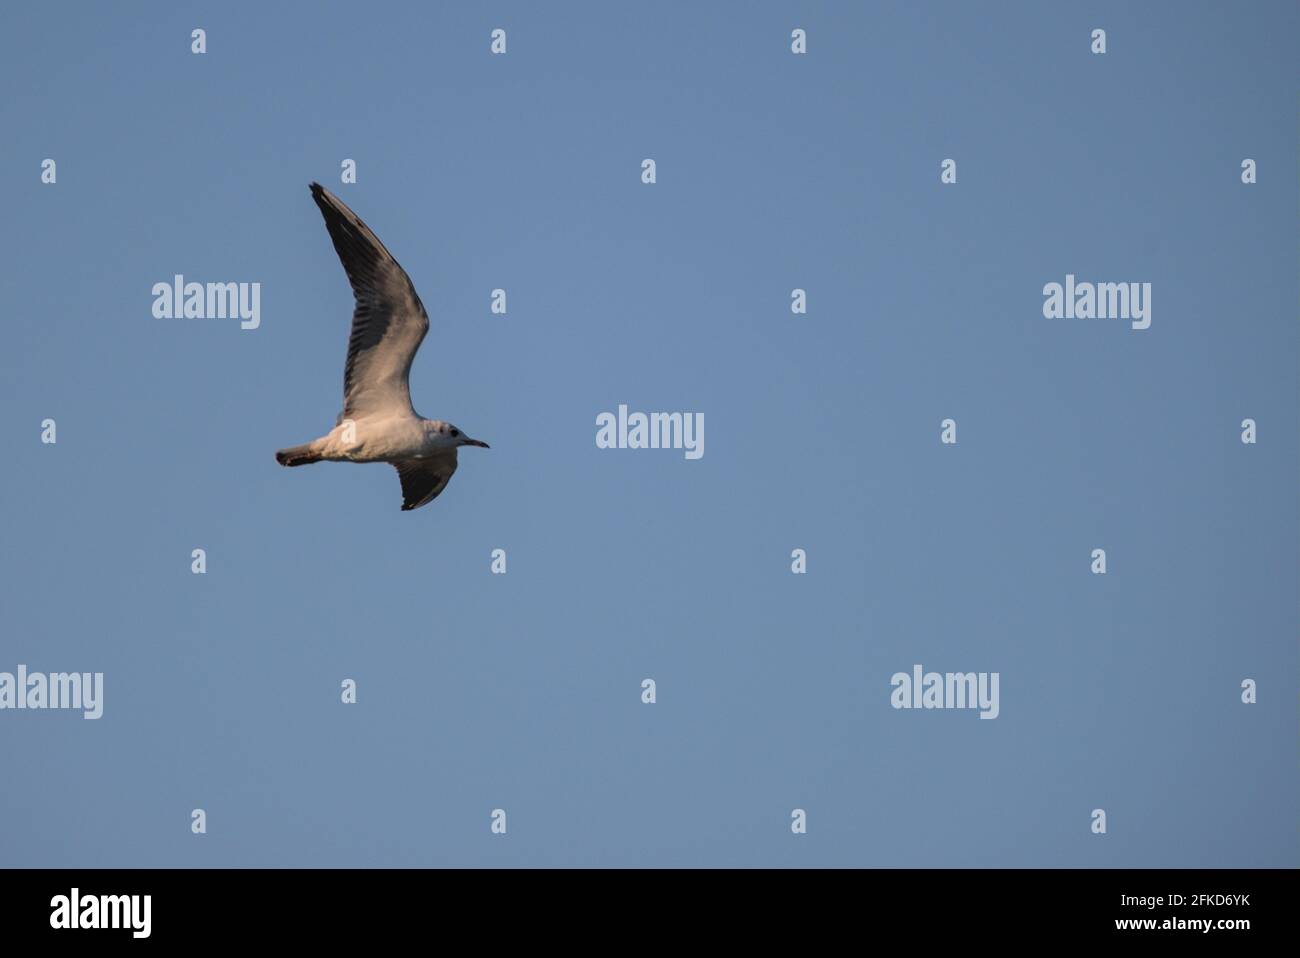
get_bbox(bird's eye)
[450,428,460,437]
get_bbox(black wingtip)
[309,181,323,196]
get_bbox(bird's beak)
[465,438,490,449]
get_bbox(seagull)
[275,183,489,511]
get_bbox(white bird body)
[306,416,461,463]
[275,184,488,511]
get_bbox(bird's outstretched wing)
[392,453,459,511]
[309,182,430,419]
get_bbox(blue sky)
[0,1,1296,867]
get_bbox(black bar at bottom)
[0,868,1287,943]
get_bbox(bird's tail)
[275,443,323,467]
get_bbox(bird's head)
[432,420,489,449]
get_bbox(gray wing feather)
[393,453,459,511]
[310,183,429,419]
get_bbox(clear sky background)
[1,1,1296,867]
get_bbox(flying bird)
[275,183,489,511]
